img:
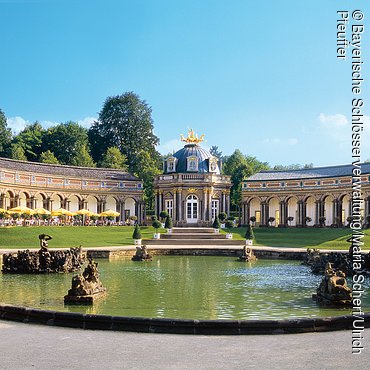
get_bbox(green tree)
[90,92,159,173]
[132,224,142,239]
[39,150,60,164]
[210,145,222,158]
[100,146,128,170]
[223,150,269,210]
[42,121,89,165]
[0,109,12,156]
[134,149,162,210]
[9,143,27,160]
[12,122,45,161]
[71,144,95,167]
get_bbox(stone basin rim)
[0,303,368,335]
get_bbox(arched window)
[187,156,198,172]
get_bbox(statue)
[312,262,352,306]
[238,246,257,262]
[64,259,106,304]
[180,129,205,144]
[39,234,52,250]
[132,245,152,261]
[38,234,52,272]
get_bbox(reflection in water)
[0,256,369,320]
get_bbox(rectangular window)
[192,203,197,218]
[211,200,219,220]
[255,211,261,223]
[187,203,192,218]
[165,199,173,218]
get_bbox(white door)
[186,195,198,223]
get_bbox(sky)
[0,0,369,167]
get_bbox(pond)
[1,256,369,320]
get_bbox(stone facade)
[0,157,145,224]
[153,130,231,226]
[241,163,370,227]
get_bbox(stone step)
[161,233,226,240]
[144,239,243,246]
[171,227,215,234]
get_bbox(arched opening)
[19,192,30,208]
[86,195,98,214]
[305,196,315,226]
[106,195,117,212]
[287,197,298,226]
[323,195,334,226]
[125,197,136,221]
[341,194,351,225]
[4,190,16,209]
[249,198,260,226]
[268,197,279,227]
[34,193,46,209]
[186,194,198,223]
[51,194,63,211]
[68,195,80,212]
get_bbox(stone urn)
[246,239,253,246]
[166,228,172,234]
[214,228,220,233]
[134,239,142,245]
[226,233,233,239]
[154,233,161,239]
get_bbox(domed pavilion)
[153,130,231,226]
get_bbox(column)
[222,192,226,213]
[203,189,208,222]
[225,191,230,217]
[279,201,286,227]
[173,191,177,222]
[178,190,183,222]
[208,191,212,222]
[261,201,268,226]
[0,194,4,208]
[297,201,303,226]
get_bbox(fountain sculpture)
[238,246,257,262]
[131,245,152,261]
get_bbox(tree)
[152,219,162,232]
[39,150,60,164]
[100,146,128,170]
[132,224,142,240]
[245,224,255,240]
[210,145,222,158]
[164,215,173,229]
[71,144,95,167]
[212,216,220,229]
[42,121,90,165]
[89,92,159,174]
[12,122,45,161]
[159,210,169,221]
[0,109,12,156]
[218,212,227,222]
[9,143,27,160]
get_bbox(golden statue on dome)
[180,129,205,144]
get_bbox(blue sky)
[0,0,369,166]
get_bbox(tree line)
[0,91,313,212]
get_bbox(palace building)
[0,157,145,223]
[153,130,231,226]
[240,163,370,227]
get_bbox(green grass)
[0,226,368,250]
[0,226,165,249]
[231,227,370,250]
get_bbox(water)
[1,256,369,320]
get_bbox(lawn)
[0,225,368,250]
[232,227,370,250]
[0,226,163,249]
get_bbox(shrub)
[132,224,142,239]
[245,224,255,240]
[151,215,158,221]
[152,219,162,231]
[287,216,294,225]
[159,211,169,220]
[165,215,173,229]
[249,216,256,224]
[130,215,138,221]
[218,212,227,222]
[227,216,235,221]
[212,216,220,229]
[268,217,275,226]
[225,220,234,232]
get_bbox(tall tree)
[100,146,128,170]
[0,109,12,156]
[39,150,60,164]
[223,150,269,210]
[210,145,222,158]
[89,92,159,174]
[71,144,95,167]
[42,121,89,165]
[9,143,27,161]
[12,121,45,161]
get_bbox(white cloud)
[77,117,97,128]
[262,137,298,146]
[157,139,183,155]
[318,113,348,127]
[6,116,30,134]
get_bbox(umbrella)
[51,208,72,216]
[0,208,6,213]
[76,209,93,216]
[99,209,120,217]
[7,206,34,215]
[33,207,51,215]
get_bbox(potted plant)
[159,211,168,227]
[287,216,294,226]
[249,216,256,226]
[130,215,138,225]
[304,216,312,227]
[245,224,255,245]
[132,224,142,245]
[225,220,234,239]
[152,219,162,239]
[212,215,220,233]
[268,216,275,227]
[164,215,173,233]
[218,212,227,228]
[346,216,353,227]
[319,216,326,227]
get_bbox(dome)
[165,143,220,174]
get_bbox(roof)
[169,144,220,174]
[0,157,140,181]
[246,163,370,181]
